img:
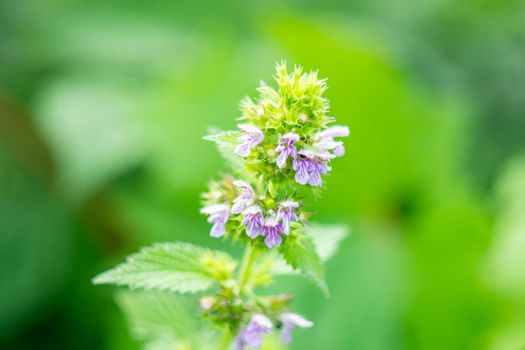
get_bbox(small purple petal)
[242,205,264,238]
[293,158,310,185]
[333,143,345,156]
[234,337,244,350]
[307,168,322,187]
[210,223,226,237]
[265,232,282,248]
[315,125,350,140]
[276,151,288,169]
[279,313,313,344]
[235,143,252,157]
[292,150,334,187]
[234,314,273,350]
[262,216,284,248]
[281,322,294,344]
[232,180,256,214]
[280,313,313,328]
[201,204,230,238]
[277,200,299,234]
[252,314,273,328]
[313,125,349,158]
[235,124,264,157]
[238,124,264,136]
[275,133,299,169]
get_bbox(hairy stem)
[218,244,257,349]
[219,328,234,350]
[237,243,257,292]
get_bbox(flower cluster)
[94,62,349,350]
[276,126,348,187]
[199,62,349,348]
[201,179,299,248]
[202,63,349,251]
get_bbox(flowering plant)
[94,62,349,349]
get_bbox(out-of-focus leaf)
[483,156,525,349]
[203,128,243,171]
[485,156,525,295]
[93,242,236,293]
[116,290,216,350]
[0,155,73,338]
[307,224,349,261]
[34,78,149,204]
[270,224,348,276]
[278,229,328,296]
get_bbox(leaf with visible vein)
[279,231,328,296]
[203,128,243,171]
[272,224,349,296]
[116,290,216,350]
[93,242,236,293]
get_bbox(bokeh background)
[1,0,525,349]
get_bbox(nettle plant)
[94,62,349,350]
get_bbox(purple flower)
[242,205,264,238]
[314,125,349,157]
[235,124,264,157]
[279,313,313,344]
[292,150,334,187]
[234,314,273,350]
[277,200,298,234]
[275,133,300,168]
[232,180,256,214]
[315,125,350,139]
[200,204,230,237]
[262,215,284,248]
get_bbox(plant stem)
[219,328,234,350]
[219,244,257,350]
[237,243,256,292]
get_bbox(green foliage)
[93,242,236,293]
[269,224,348,276]
[249,223,348,294]
[203,129,243,171]
[116,290,216,350]
[0,156,73,338]
[486,156,525,295]
[306,224,349,261]
[279,228,329,296]
[482,156,525,348]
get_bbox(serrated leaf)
[203,128,243,171]
[307,224,349,261]
[278,230,329,296]
[116,290,217,350]
[93,242,236,293]
[270,224,349,276]
[116,290,197,342]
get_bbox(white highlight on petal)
[280,200,299,208]
[280,313,314,328]
[200,204,230,215]
[315,125,350,140]
[252,314,273,329]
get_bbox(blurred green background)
[1,0,525,349]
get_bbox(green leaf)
[93,242,236,293]
[272,224,348,296]
[307,224,349,261]
[116,290,196,343]
[271,223,348,271]
[279,230,328,296]
[203,128,243,171]
[116,290,216,350]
